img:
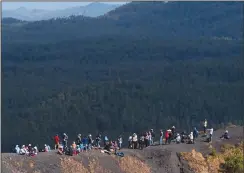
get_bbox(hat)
[225,130,228,133]
[28,144,31,146]
[172,126,175,128]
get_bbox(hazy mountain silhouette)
[2,2,121,21]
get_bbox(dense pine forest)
[2,2,244,152]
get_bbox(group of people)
[128,129,156,150]
[14,119,231,157]
[53,133,124,156]
[126,126,200,150]
[14,144,51,156]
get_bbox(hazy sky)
[2,2,127,10]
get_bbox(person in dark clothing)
[171,126,176,138]
[139,134,145,150]
[181,131,187,143]
[68,145,73,156]
[76,134,82,146]
[104,142,112,152]
[62,133,68,148]
[28,144,32,153]
[95,134,102,147]
[104,136,109,146]
[88,134,93,150]
[150,129,155,145]
[220,130,230,139]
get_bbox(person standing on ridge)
[193,127,199,143]
[171,126,176,138]
[139,133,145,149]
[82,136,88,151]
[88,134,93,150]
[203,119,208,134]
[148,131,152,145]
[150,129,155,145]
[96,134,102,147]
[62,133,68,148]
[159,129,163,145]
[128,135,132,148]
[165,130,169,144]
[168,130,172,144]
[76,134,82,146]
[104,135,109,146]
[176,133,181,144]
[54,134,60,150]
[145,132,149,147]
[118,135,123,149]
[188,132,194,144]
[208,127,214,143]
[132,133,138,149]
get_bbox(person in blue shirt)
[82,136,88,151]
[104,136,109,146]
[193,127,199,143]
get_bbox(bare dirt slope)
[2,126,243,173]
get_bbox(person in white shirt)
[148,131,152,145]
[19,145,26,155]
[159,130,163,145]
[118,136,123,149]
[176,134,181,144]
[188,132,194,144]
[15,145,20,154]
[132,133,138,149]
[33,146,38,155]
[128,136,132,148]
[208,128,213,143]
[203,119,208,134]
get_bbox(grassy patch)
[119,156,151,173]
[60,157,110,173]
[180,149,208,173]
[222,142,243,173]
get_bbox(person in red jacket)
[54,134,60,150]
[165,130,169,144]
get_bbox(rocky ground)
[2,126,243,173]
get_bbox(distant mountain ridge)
[2,1,242,43]
[2,2,121,21]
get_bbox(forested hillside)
[2,2,243,152]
